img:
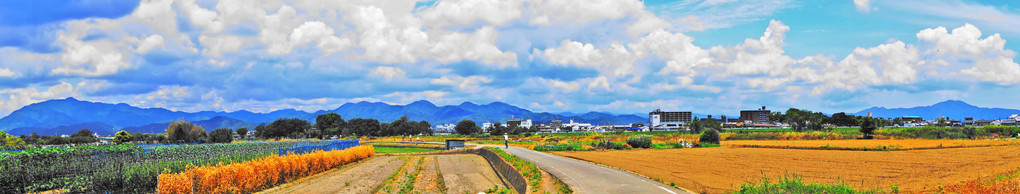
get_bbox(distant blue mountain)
[854,100,1020,120]
[0,98,648,136]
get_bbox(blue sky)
[1,0,1019,118]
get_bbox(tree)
[418,120,432,136]
[699,129,721,145]
[455,120,480,135]
[859,117,878,139]
[165,120,207,143]
[315,113,345,139]
[254,125,267,138]
[688,117,703,134]
[210,128,234,143]
[263,118,311,138]
[114,130,133,144]
[348,118,381,137]
[236,127,248,139]
[488,122,505,135]
[72,129,94,138]
[0,130,26,148]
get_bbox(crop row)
[157,145,375,193]
[0,140,355,193]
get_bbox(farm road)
[481,145,691,194]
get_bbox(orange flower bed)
[157,145,375,194]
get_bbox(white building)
[482,122,492,132]
[520,119,533,128]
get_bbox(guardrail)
[279,139,359,155]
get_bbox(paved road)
[480,145,690,194]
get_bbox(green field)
[373,146,440,154]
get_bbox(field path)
[482,145,690,194]
[258,156,406,194]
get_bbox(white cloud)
[527,0,644,25]
[0,68,15,77]
[854,0,871,13]
[199,35,245,58]
[419,0,523,26]
[135,34,165,53]
[430,76,492,89]
[588,76,611,91]
[0,82,76,117]
[537,40,638,76]
[371,66,406,81]
[55,34,131,76]
[424,90,447,98]
[917,23,1020,84]
[548,79,580,92]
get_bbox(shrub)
[165,120,207,143]
[700,129,721,144]
[114,130,133,144]
[209,128,233,143]
[626,135,652,148]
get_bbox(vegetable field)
[0,140,360,193]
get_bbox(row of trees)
[253,114,435,139]
[768,108,892,132]
[485,122,540,135]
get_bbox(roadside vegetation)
[736,174,885,194]
[374,146,439,154]
[485,147,572,193]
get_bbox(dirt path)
[554,146,1020,193]
[258,156,407,194]
[437,154,505,193]
[259,154,503,194]
[411,156,445,193]
[375,156,422,194]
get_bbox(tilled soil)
[725,139,1020,149]
[258,156,407,194]
[411,156,445,193]
[259,154,503,194]
[555,145,1020,193]
[437,154,504,193]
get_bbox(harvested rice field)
[725,139,1020,150]
[554,145,1020,193]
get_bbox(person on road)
[504,133,509,148]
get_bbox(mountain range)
[0,98,647,136]
[853,100,1020,120]
[3,98,1017,136]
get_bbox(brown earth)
[554,145,1020,193]
[259,154,503,194]
[258,156,407,194]
[411,156,445,193]
[376,156,423,194]
[437,154,505,193]
[725,139,1020,150]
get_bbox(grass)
[484,147,572,193]
[375,156,413,192]
[736,173,883,194]
[373,146,440,154]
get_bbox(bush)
[209,128,233,143]
[700,129,721,144]
[113,130,133,144]
[626,135,652,148]
[165,120,207,143]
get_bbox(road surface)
[480,145,690,194]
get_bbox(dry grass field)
[554,143,1020,193]
[725,139,1020,150]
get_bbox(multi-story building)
[649,109,692,130]
[740,106,771,124]
[507,116,522,128]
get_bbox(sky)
[1,0,1019,117]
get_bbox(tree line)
[251,113,434,139]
